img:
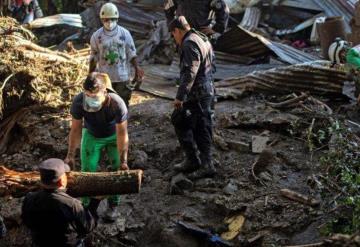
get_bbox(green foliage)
[320,121,360,235]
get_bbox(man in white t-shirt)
[89,2,144,107]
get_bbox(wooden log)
[280,188,320,206]
[0,166,143,198]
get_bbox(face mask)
[103,20,117,31]
[84,94,105,112]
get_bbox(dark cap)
[38,158,70,185]
[168,16,190,32]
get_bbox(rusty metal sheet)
[216,61,347,97]
[217,26,319,64]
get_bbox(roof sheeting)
[29,14,83,29]
[217,25,319,64]
[313,0,357,31]
[216,61,347,97]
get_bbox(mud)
[0,89,347,246]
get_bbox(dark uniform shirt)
[22,189,100,247]
[70,92,128,138]
[164,0,229,34]
[177,30,215,102]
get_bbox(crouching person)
[21,158,101,247]
[65,72,129,222]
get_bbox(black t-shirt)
[70,92,128,138]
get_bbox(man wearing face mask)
[89,2,144,107]
[64,72,129,222]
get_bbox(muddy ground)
[0,86,348,246]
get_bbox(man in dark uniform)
[164,0,229,42]
[21,158,101,247]
[169,16,216,180]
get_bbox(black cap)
[168,16,190,32]
[38,158,70,185]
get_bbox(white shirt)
[90,25,137,82]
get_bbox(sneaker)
[174,159,199,173]
[103,205,118,223]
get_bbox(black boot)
[174,158,200,173]
[187,162,216,180]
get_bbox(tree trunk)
[0,166,143,197]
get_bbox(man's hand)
[357,94,360,104]
[134,67,144,82]
[64,154,75,170]
[120,162,129,170]
[174,99,183,110]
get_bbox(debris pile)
[0,1,360,246]
[0,17,87,157]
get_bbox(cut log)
[0,166,143,198]
[280,188,320,206]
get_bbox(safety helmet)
[99,3,119,19]
[328,38,349,64]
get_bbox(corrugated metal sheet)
[240,7,261,31]
[275,13,324,36]
[217,61,347,96]
[29,14,83,29]
[313,0,357,31]
[217,25,319,64]
[273,0,323,11]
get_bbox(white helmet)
[328,38,349,64]
[100,3,119,19]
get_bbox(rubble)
[1,0,360,246]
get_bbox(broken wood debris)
[0,166,143,197]
[266,92,309,109]
[280,188,320,206]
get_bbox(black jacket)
[22,189,100,247]
[164,0,229,34]
[177,30,215,102]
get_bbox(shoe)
[174,159,199,173]
[103,205,118,223]
[187,162,216,180]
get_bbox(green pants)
[81,129,120,206]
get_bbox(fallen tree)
[0,166,143,197]
[0,17,87,119]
